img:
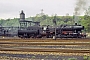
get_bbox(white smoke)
[74,0,89,15]
[74,0,89,24]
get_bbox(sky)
[0,0,88,19]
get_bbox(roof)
[19,20,32,22]
[20,10,25,15]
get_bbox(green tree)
[83,6,90,32]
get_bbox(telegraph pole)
[53,14,57,40]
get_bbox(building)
[19,10,40,28]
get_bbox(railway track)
[0,38,90,55]
[0,48,90,53]
[0,42,90,45]
[0,38,90,42]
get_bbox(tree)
[84,6,90,32]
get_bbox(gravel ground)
[9,45,90,50]
[0,36,90,60]
[0,53,90,60]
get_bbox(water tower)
[20,10,25,21]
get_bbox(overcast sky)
[0,0,88,19]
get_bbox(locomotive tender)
[18,11,86,38]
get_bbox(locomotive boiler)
[41,24,86,38]
[59,24,85,38]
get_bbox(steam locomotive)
[18,23,86,38]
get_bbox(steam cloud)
[74,0,88,15]
[73,0,89,24]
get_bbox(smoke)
[74,0,88,15]
[74,0,89,24]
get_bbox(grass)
[31,56,36,59]
[68,58,77,60]
[83,56,90,60]
[88,57,90,60]
[83,56,88,60]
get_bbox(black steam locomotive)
[18,23,86,38]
